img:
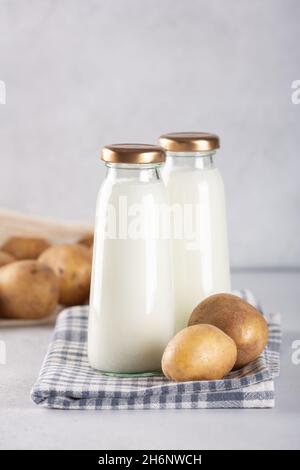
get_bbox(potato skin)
[0,251,15,268]
[39,244,92,306]
[162,324,237,382]
[78,233,94,249]
[0,260,59,319]
[2,236,51,260]
[188,293,269,369]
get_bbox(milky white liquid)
[88,175,174,373]
[163,165,231,332]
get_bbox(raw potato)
[162,324,237,382]
[0,260,59,319]
[39,244,92,306]
[188,293,269,369]
[1,236,51,260]
[0,251,15,267]
[78,233,94,249]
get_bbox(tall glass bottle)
[159,132,231,332]
[88,144,174,374]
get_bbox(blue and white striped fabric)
[31,290,281,409]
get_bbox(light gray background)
[1,2,299,451]
[0,0,299,267]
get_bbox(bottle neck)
[164,151,216,170]
[105,163,162,183]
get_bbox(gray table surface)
[0,270,299,450]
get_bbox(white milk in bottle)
[88,144,174,374]
[159,132,231,332]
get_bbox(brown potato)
[188,293,269,369]
[0,251,15,268]
[162,324,237,381]
[2,236,51,260]
[0,260,59,319]
[39,244,92,306]
[78,233,94,249]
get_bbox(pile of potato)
[162,293,269,380]
[0,234,93,320]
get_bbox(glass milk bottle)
[159,132,231,332]
[88,144,174,374]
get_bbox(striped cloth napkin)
[31,290,281,410]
